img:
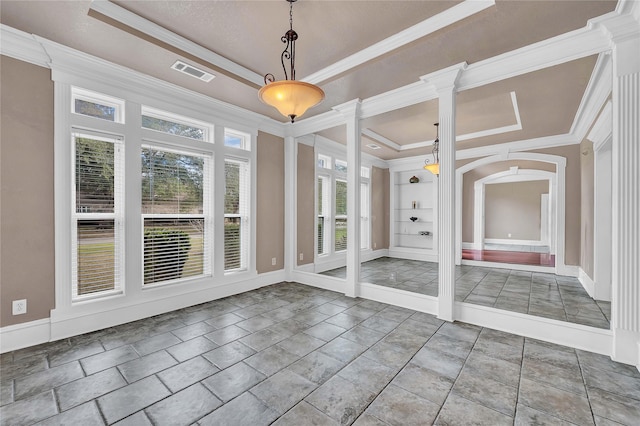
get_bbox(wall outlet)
[374,242,377,249]
[299,253,304,261]
[508,233,512,238]
[271,257,277,266]
[12,299,27,315]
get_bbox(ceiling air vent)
[171,61,215,82]
[366,143,381,150]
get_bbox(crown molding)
[0,24,50,67]
[456,133,578,160]
[458,15,614,92]
[31,34,283,136]
[302,0,494,85]
[89,0,264,88]
[588,100,613,151]
[570,53,612,142]
[361,129,402,151]
[420,62,468,91]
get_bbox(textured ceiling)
[0,1,617,159]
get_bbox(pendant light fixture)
[424,123,440,176]
[258,0,325,123]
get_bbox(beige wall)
[371,166,390,250]
[580,138,595,277]
[1,56,55,327]
[485,180,548,240]
[256,132,285,273]
[296,143,315,265]
[460,144,582,266]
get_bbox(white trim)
[484,238,547,246]
[0,319,51,354]
[456,302,612,356]
[571,53,613,142]
[578,267,596,298]
[387,248,438,263]
[359,283,438,316]
[49,270,285,341]
[589,101,614,150]
[89,0,264,87]
[461,259,556,274]
[456,133,578,161]
[303,0,495,85]
[0,24,50,67]
[289,270,346,294]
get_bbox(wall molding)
[359,283,438,316]
[461,259,556,274]
[578,267,596,298]
[0,270,287,353]
[456,302,612,356]
[484,238,547,246]
[0,319,51,354]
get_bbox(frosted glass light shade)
[259,80,325,122]
[424,163,440,175]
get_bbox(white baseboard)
[312,249,389,274]
[388,248,438,262]
[462,242,475,250]
[456,301,613,356]
[556,264,579,277]
[461,259,556,274]
[0,318,51,353]
[484,238,546,246]
[359,282,438,315]
[578,267,596,298]
[290,270,346,293]
[1,270,287,353]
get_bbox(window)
[335,179,348,252]
[225,129,250,150]
[141,146,212,285]
[72,87,124,123]
[318,154,331,169]
[335,159,348,173]
[361,166,370,179]
[317,175,330,255]
[72,132,124,299]
[142,106,213,141]
[225,158,250,272]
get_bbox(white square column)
[334,100,363,298]
[422,63,466,321]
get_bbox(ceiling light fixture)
[258,0,325,123]
[424,123,440,176]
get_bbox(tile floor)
[1,282,637,425]
[322,257,611,329]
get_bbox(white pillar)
[422,63,466,322]
[284,134,296,279]
[334,100,362,298]
[610,34,640,365]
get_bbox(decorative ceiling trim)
[570,53,612,142]
[0,24,50,67]
[302,0,495,85]
[361,129,402,151]
[89,0,265,87]
[455,133,578,160]
[588,100,613,150]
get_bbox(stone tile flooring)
[1,282,637,425]
[322,257,611,329]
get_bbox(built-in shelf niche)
[389,166,438,261]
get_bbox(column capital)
[593,6,640,49]
[332,98,362,119]
[420,62,467,92]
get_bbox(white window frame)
[141,105,214,142]
[72,87,125,123]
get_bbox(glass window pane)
[318,154,331,169]
[141,148,204,214]
[335,218,347,252]
[143,218,204,285]
[76,138,115,213]
[142,115,206,140]
[335,180,347,216]
[77,220,115,295]
[74,99,115,121]
[335,159,347,173]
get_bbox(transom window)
[142,106,214,142]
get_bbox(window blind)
[317,176,330,255]
[335,179,348,252]
[72,134,123,299]
[224,158,249,271]
[361,182,370,250]
[141,146,211,285]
